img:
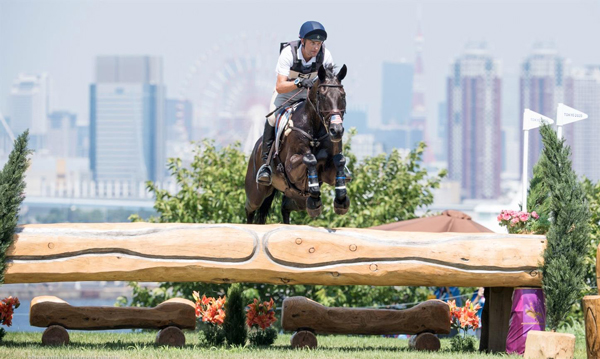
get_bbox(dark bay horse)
[245,64,350,224]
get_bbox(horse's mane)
[320,64,338,81]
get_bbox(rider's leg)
[256,92,278,186]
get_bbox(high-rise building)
[520,44,570,178]
[47,111,88,158]
[566,66,600,181]
[165,98,193,143]
[447,43,502,199]
[436,102,447,162]
[90,56,165,183]
[381,62,413,127]
[8,73,50,149]
[410,15,427,153]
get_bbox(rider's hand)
[295,78,314,89]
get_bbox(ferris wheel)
[177,31,279,154]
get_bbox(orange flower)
[0,296,19,327]
[193,292,226,325]
[246,298,277,330]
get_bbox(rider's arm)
[275,74,300,94]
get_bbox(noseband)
[306,83,345,134]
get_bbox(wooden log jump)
[6,223,545,287]
[282,296,450,351]
[30,296,196,347]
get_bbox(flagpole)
[522,129,529,213]
[556,125,563,140]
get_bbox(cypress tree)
[0,131,30,284]
[526,159,551,234]
[538,124,590,331]
[223,283,247,346]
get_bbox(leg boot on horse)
[256,120,276,186]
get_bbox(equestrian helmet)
[299,21,327,42]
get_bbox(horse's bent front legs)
[333,153,350,215]
[303,153,322,218]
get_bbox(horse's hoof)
[306,197,322,218]
[333,196,350,215]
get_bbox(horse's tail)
[255,190,279,224]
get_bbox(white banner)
[557,103,588,126]
[523,109,554,131]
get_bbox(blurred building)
[447,43,502,199]
[47,111,88,158]
[519,44,571,178]
[381,62,413,127]
[436,102,448,163]
[566,66,600,181]
[410,18,427,156]
[90,56,165,183]
[8,73,50,150]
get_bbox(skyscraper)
[8,73,50,149]
[90,56,165,183]
[447,43,502,199]
[410,15,427,152]
[566,66,600,181]
[381,62,413,127]
[520,44,570,178]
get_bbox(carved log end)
[42,325,69,346]
[408,332,440,351]
[290,330,317,349]
[156,326,186,347]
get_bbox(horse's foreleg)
[333,153,350,215]
[302,153,320,197]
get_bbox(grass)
[0,329,589,359]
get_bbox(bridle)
[306,82,345,135]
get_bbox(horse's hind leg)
[281,195,301,224]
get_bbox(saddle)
[274,100,303,156]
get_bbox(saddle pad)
[274,102,301,155]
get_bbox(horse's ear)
[318,65,327,83]
[336,64,347,82]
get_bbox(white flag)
[557,103,588,126]
[523,109,554,131]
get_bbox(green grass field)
[0,330,589,359]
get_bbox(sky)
[1,0,600,135]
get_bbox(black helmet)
[299,21,327,42]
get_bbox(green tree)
[122,131,446,311]
[0,131,31,284]
[223,283,247,346]
[538,124,590,331]
[526,160,551,234]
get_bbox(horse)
[245,64,350,224]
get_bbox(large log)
[30,296,196,330]
[584,295,600,359]
[6,223,545,287]
[282,296,450,335]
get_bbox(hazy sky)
[1,0,599,134]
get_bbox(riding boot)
[256,120,276,185]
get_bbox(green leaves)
[0,131,31,284]
[538,124,591,331]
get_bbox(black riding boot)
[256,120,276,185]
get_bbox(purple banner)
[506,288,546,355]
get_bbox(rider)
[256,21,334,185]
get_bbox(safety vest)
[279,40,325,80]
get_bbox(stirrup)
[256,164,272,186]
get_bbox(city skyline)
[2,0,600,137]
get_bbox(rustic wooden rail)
[30,296,196,346]
[282,296,450,351]
[5,223,545,287]
[5,223,545,353]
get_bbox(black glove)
[295,77,314,89]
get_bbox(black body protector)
[280,40,326,81]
